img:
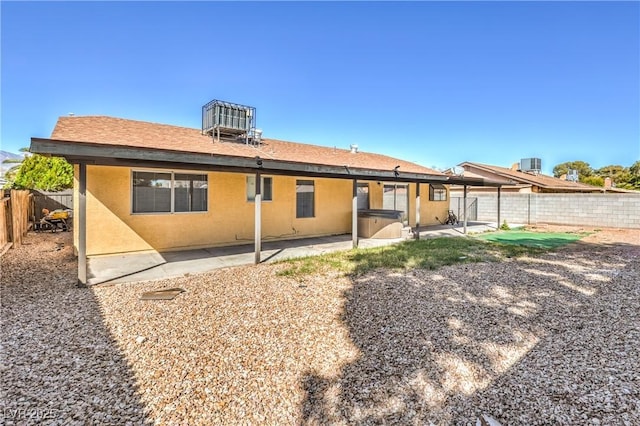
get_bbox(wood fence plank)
[0,242,12,257]
[10,190,30,246]
[0,198,7,246]
[6,198,13,244]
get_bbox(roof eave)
[461,162,600,190]
[31,138,513,187]
[31,138,457,183]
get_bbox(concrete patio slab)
[87,222,503,285]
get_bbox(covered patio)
[87,221,504,285]
[31,134,510,286]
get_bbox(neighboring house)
[31,114,505,284]
[448,161,623,195]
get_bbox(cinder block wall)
[451,193,640,229]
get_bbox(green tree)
[582,175,604,187]
[593,164,631,188]
[619,160,640,190]
[595,164,624,178]
[8,153,73,191]
[553,160,640,190]
[552,161,593,180]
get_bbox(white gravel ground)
[1,228,639,425]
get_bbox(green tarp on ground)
[475,231,583,248]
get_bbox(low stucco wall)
[75,165,450,256]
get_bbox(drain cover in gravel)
[140,288,185,300]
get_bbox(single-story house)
[448,161,624,195]
[31,115,507,285]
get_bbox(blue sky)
[2,1,638,175]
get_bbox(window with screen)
[296,180,314,218]
[174,173,208,212]
[132,171,172,213]
[132,171,207,214]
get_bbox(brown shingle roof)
[51,116,441,175]
[460,162,601,191]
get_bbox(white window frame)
[383,183,409,225]
[383,183,409,210]
[246,175,273,202]
[131,169,209,215]
[296,179,315,218]
[429,184,447,201]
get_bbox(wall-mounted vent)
[566,169,579,182]
[520,158,542,173]
[202,99,257,144]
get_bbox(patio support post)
[415,183,420,239]
[497,186,501,229]
[254,172,261,264]
[78,163,87,286]
[463,184,468,235]
[352,179,358,248]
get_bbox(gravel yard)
[1,227,639,425]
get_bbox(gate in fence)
[451,197,478,222]
[32,190,73,221]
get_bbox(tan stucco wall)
[75,166,450,256]
[415,183,450,226]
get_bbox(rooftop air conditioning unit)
[520,158,542,173]
[202,99,256,143]
[566,169,579,182]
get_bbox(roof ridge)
[462,161,602,189]
[59,115,201,132]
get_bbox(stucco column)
[254,172,261,264]
[415,183,420,239]
[352,179,358,248]
[78,163,87,286]
[463,184,468,235]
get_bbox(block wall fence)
[451,193,640,229]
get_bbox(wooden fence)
[0,190,34,255]
[0,197,11,253]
